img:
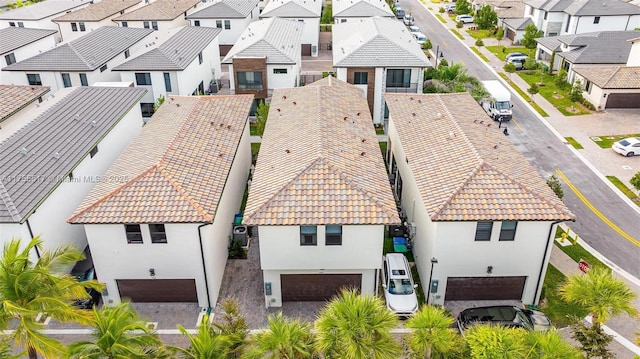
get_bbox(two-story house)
[384,92,574,306]
[244,77,399,307]
[52,0,144,43]
[333,17,430,125]
[0,86,146,258]
[68,94,254,308]
[259,0,322,57]
[113,26,222,119]
[223,17,302,105]
[112,0,202,37]
[186,0,260,56]
[0,27,57,83]
[0,0,92,42]
[2,27,154,96]
[0,85,49,140]
[332,0,394,23]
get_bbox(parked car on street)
[408,25,421,34]
[612,137,640,157]
[456,15,474,23]
[413,32,427,45]
[457,305,552,332]
[403,14,414,26]
[381,253,418,317]
[396,8,406,19]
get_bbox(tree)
[0,237,103,359]
[555,69,569,90]
[521,24,543,52]
[314,289,401,359]
[569,79,584,102]
[475,5,497,30]
[171,313,230,359]
[504,62,517,79]
[320,4,332,24]
[455,0,471,15]
[527,83,539,102]
[524,329,583,359]
[465,324,527,359]
[496,27,504,43]
[255,100,269,137]
[630,171,640,192]
[68,302,163,359]
[546,174,564,199]
[570,321,614,359]
[404,305,456,359]
[244,312,315,359]
[422,39,433,52]
[213,298,248,358]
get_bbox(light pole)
[426,257,438,304]
[434,46,444,67]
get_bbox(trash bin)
[233,213,243,225]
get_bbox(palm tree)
[523,328,582,359]
[213,298,248,358]
[464,324,527,359]
[171,313,230,359]
[559,266,637,333]
[0,237,104,359]
[244,312,315,359]
[67,302,162,359]
[404,305,456,359]
[314,288,401,359]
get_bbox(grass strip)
[606,176,640,207]
[470,47,489,62]
[565,137,583,149]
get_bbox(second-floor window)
[27,74,42,86]
[386,69,410,88]
[593,16,600,24]
[151,21,158,30]
[164,72,172,92]
[125,224,143,244]
[79,22,86,31]
[79,73,88,86]
[140,103,154,117]
[237,71,263,89]
[198,52,203,64]
[224,20,231,29]
[61,73,72,88]
[89,145,98,158]
[194,20,200,26]
[122,21,128,27]
[150,223,167,243]
[100,64,107,72]
[125,49,130,58]
[499,221,517,241]
[216,20,222,28]
[300,226,317,246]
[273,68,287,74]
[4,53,16,66]
[326,225,342,245]
[475,222,493,241]
[144,21,150,29]
[354,71,368,84]
[71,22,78,31]
[135,73,152,86]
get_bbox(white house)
[259,0,322,57]
[0,86,147,259]
[113,26,222,118]
[52,0,144,43]
[186,0,260,56]
[0,0,91,42]
[0,84,49,140]
[0,27,57,83]
[222,17,302,103]
[384,92,574,307]
[332,0,394,23]
[112,0,202,35]
[333,17,430,125]
[243,77,399,308]
[68,94,254,308]
[523,0,640,37]
[2,27,154,97]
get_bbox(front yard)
[518,72,591,116]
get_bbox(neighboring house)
[502,17,534,44]
[333,17,430,125]
[186,0,260,56]
[243,77,399,308]
[2,27,154,95]
[0,27,57,83]
[628,36,640,66]
[0,0,92,42]
[68,94,254,308]
[52,0,143,43]
[523,0,640,37]
[0,84,49,140]
[332,0,394,23]
[573,66,640,109]
[113,26,222,118]
[259,0,322,57]
[222,17,302,104]
[112,0,202,35]
[0,86,146,258]
[384,92,574,307]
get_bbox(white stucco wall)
[1,33,57,69]
[189,16,256,46]
[56,18,115,43]
[266,64,298,89]
[113,17,189,32]
[0,17,70,42]
[571,15,640,34]
[627,40,640,66]
[0,223,31,248]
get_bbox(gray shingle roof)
[113,0,201,21]
[53,0,141,22]
[503,17,533,30]
[222,17,303,64]
[0,0,91,20]
[0,86,146,223]
[2,27,153,72]
[0,27,57,55]
[333,17,430,67]
[539,31,638,64]
[260,0,322,18]
[186,0,259,19]
[333,0,394,17]
[525,0,640,15]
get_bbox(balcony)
[385,83,419,93]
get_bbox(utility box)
[233,225,248,246]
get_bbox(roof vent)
[448,131,455,139]
[436,112,441,117]
[20,147,28,155]
[53,152,61,159]
[73,114,80,121]
[91,120,97,126]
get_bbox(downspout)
[624,16,631,31]
[533,219,571,304]
[198,223,212,311]
[25,219,41,259]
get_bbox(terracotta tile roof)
[68,94,254,224]
[573,66,640,89]
[385,93,574,222]
[53,0,141,22]
[113,0,201,21]
[244,77,400,226]
[0,85,50,123]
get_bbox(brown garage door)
[281,274,361,301]
[117,279,198,302]
[301,44,312,56]
[219,45,233,57]
[445,276,526,301]
[506,28,515,41]
[605,93,640,108]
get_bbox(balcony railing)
[385,83,419,93]
[237,81,264,90]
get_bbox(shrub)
[228,238,247,259]
[439,7,445,13]
[630,172,640,192]
[524,57,539,70]
[547,174,564,199]
[570,79,584,102]
[555,69,569,89]
[475,39,484,46]
[456,21,464,28]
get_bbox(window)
[475,222,493,241]
[18,22,24,27]
[79,22,86,31]
[194,20,200,26]
[99,64,107,72]
[216,20,222,28]
[341,19,347,23]
[4,53,16,66]
[566,15,571,32]
[149,223,167,243]
[386,69,410,88]
[151,21,158,30]
[224,20,230,29]
[273,68,287,74]
[89,145,98,158]
[71,22,78,31]
[326,225,342,245]
[198,52,203,64]
[79,73,88,86]
[543,11,547,20]
[354,71,368,84]
[140,103,154,117]
[27,74,42,86]
[300,226,317,246]
[499,221,517,241]
[164,72,172,92]
[593,16,600,24]
[61,73,72,88]
[125,49,130,58]
[144,21,150,29]
[122,21,128,27]
[236,71,263,89]
[9,22,15,27]
[135,72,152,85]
[125,224,143,244]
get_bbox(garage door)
[219,45,233,56]
[445,276,526,301]
[605,93,640,108]
[506,28,515,41]
[117,279,198,302]
[301,44,312,56]
[281,274,361,301]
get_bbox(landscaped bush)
[439,7,445,13]
[581,99,596,110]
[475,39,484,46]
[555,69,569,90]
[456,21,463,28]
[524,57,539,70]
[570,79,585,102]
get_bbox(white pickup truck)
[480,80,513,121]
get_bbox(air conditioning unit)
[232,225,248,246]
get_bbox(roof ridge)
[0,180,22,222]
[66,42,93,68]
[603,66,623,87]
[430,159,485,220]
[157,164,212,222]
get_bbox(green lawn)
[590,133,640,148]
[466,29,493,40]
[250,123,258,136]
[606,176,640,207]
[565,137,583,149]
[436,14,447,23]
[379,141,387,158]
[553,227,608,270]
[411,264,426,306]
[539,264,588,328]
[485,45,532,61]
[251,143,260,161]
[470,47,489,62]
[450,29,464,40]
[518,72,591,116]
[498,73,549,117]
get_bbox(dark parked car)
[457,305,552,332]
[396,8,406,19]
[70,248,101,309]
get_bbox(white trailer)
[480,80,513,121]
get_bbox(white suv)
[382,253,419,316]
[456,15,474,24]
